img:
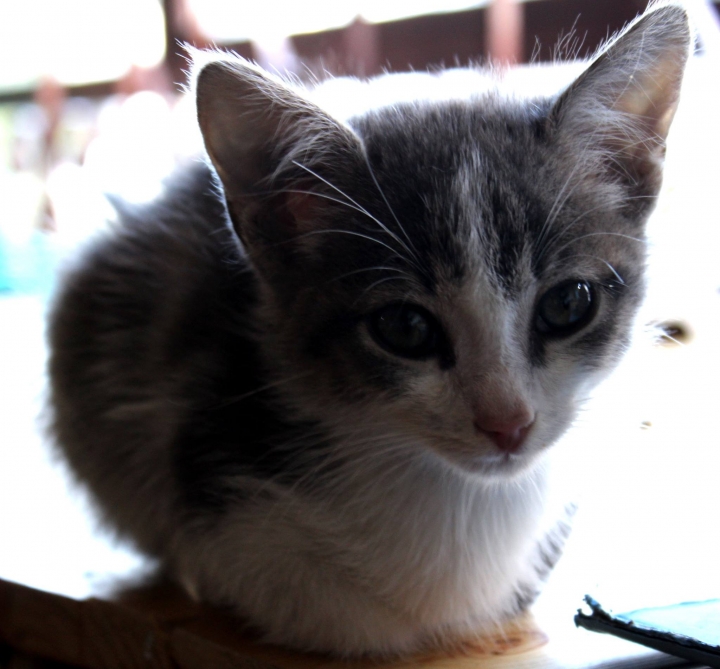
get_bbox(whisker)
[551,231,644,257]
[306,227,406,254]
[291,160,424,273]
[539,192,654,262]
[207,371,317,410]
[570,254,626,283]
[325,266,417,286]
[537,201,611,261]
[361,151,421,259]
[267,188,384,220]
[354,275,412,304]
[258,188,423,276]
[536,171,584,254]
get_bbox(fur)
[48,4,690,657]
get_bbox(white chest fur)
[174,443,550,655]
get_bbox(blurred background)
[3,0,718,294]
[1,2,719,666]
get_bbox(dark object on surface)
[575,596,720,668]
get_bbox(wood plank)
[0,578,549,669]
[1,579,176,669]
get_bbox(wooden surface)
[1,573,708,669]
[0,577,550,669]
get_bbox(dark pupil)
[371,305,434,357]
[538,281,592,332]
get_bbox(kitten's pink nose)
[474,413,535,453]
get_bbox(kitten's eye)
[368,304,439,359]
[536,280,595,336]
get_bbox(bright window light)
[0,0,165,92]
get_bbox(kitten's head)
[194,5,689,480]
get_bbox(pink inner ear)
[611,62,683,141]
[285,191,322,233]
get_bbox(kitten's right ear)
[549,4,691,205]
[194,55,363,250]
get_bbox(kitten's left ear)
[550,4,691,200]
[193,53,364,261]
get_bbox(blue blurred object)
[0,229,58,296]
[0,231,12,293]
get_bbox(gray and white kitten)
[49,4,689,657]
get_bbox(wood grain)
[0,578,548,669]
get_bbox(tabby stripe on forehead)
[486,189,529,297]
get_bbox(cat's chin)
[447,449,540,481]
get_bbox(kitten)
[48,4,690,657]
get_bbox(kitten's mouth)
[475,451,526,473]
[456,448,538,479]
[428,434,540,479]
